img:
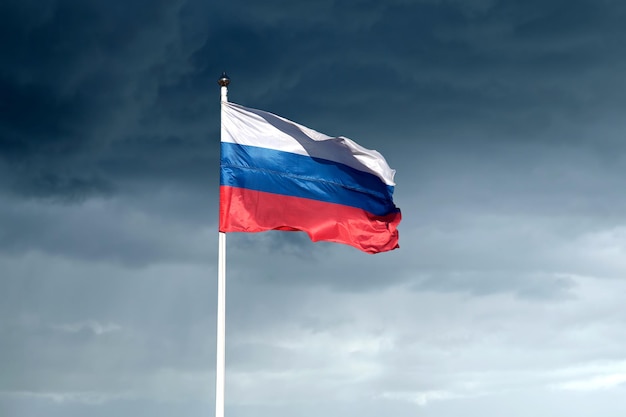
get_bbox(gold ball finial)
[218,72,230,87]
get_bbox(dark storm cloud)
[1,0,171,153]
[3,0,625,202]
[194,0,626,139]
[1,0,215,200]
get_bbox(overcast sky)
[2,0,626,416]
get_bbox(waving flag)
[219,102,401,254]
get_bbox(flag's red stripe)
[219,186,401,254]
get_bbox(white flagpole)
[216,72,230,417]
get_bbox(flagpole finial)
[218,72,230,87]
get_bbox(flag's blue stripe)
[220,142,398,216]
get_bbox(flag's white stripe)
[221,102,396,186]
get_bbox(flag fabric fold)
[219,102,401,254]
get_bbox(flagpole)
[216,72,230,417]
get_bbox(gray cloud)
[2,0,626,416]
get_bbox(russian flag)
[219,102,401,254]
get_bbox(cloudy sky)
[2,0,626,416]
